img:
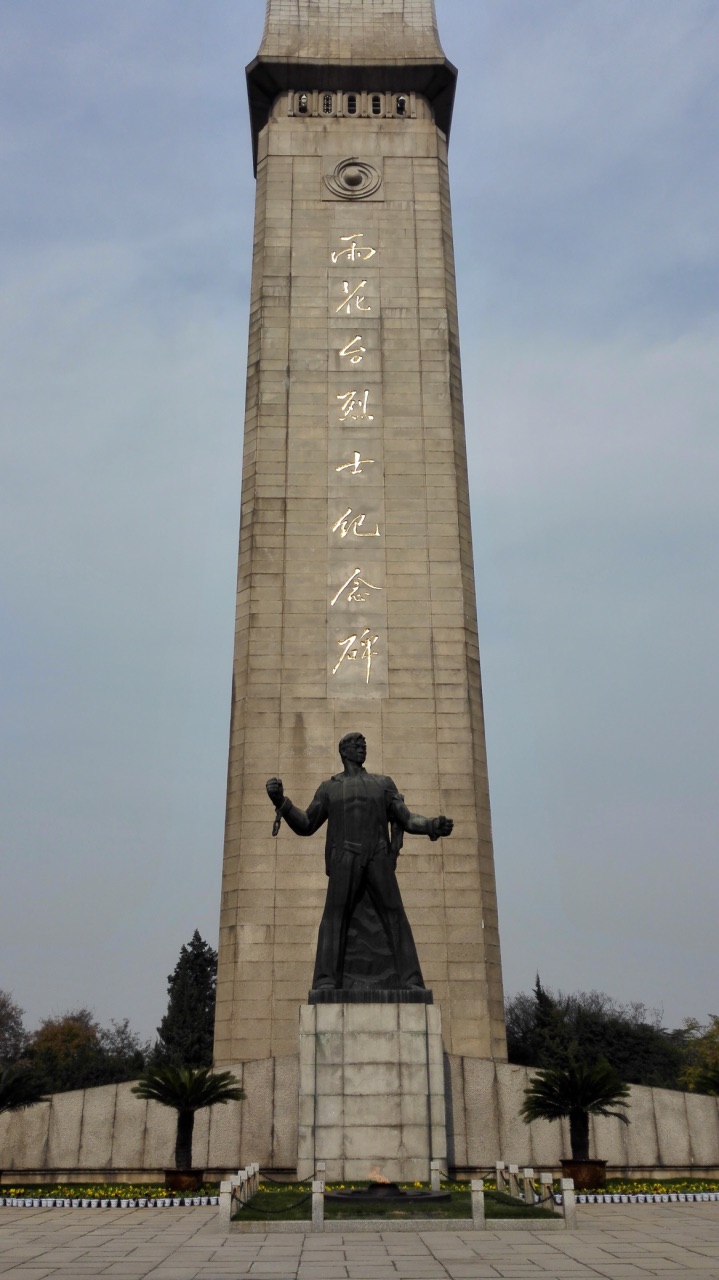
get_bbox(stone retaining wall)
[0,1058,297,1178]
[2,1057,718,1179]
[446,1059,719,1175]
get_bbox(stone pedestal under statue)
[297,1000,447,1183]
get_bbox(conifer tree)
[155,931,217,1067]
[505,977,687,1089]
[0,990,27,1064]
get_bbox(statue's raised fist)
[266,777,285,807]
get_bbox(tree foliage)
[0,990,27,1064]
[680,1016,719,1095]
[132,1066,243,1169]
[521,1057,630,1161]
[27,1010,149,1094]
[506,977,687,1089]
[154,931,217,1068]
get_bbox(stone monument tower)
[214,0,507,1173]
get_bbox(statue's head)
[338,732,366,765]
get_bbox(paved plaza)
[1,1204,719,1279]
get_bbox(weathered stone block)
[345,1004,398,1034]
[398,1033,428,1064]
[316,1063,344,1095]
[314,1004,343,1034]
[400,1063,428,1095]
[344,1125,402,1160]
[316,1095,344,1127]
[400,1094,429,1127]
[343,1031,399,1065]
[345,1094,401,1128]
[315,1033,344,1066]
[344,1061,401,1096]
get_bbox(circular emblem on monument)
[324,157,382,200]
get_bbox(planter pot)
[164,1169,204,1193]
[560,1158,607,1190]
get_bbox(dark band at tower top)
[246,0,458,168]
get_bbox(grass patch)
[232,1183,556,1222]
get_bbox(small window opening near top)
[323,93,333,115]
[371,95,382,116]
[298,93,309,114]
[347,94,358,115]
[396,95,407,116]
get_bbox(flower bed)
[0,1183,219,1208]
[576,1179,719,1205]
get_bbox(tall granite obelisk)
[214,0,507,1079]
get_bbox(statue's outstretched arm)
[266,778,328,837]
[389,789,453,841]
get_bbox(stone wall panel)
[686,1092,719,1167]
[46,1089,83,1169]
[77,1086,116,1169]
[110,1086,147,1170]
[624,1084,660,1168]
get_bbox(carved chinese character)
[330,567,383,607]
[336,451,374,476]
[332,509,381,539]
[331,233,377,264]
[339,335,366,365]
[336,280,371,315]
[332,629,379,684]
[337,389,374,422]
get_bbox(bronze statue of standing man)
[267,732,453,994]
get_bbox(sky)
[1,0,717,1043]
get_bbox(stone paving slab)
[1,1205,719,1278]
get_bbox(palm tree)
[0,1064,47,1116]
[132,1065,244,1170]
[520,1057,630,1161]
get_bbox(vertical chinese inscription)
[328,218,387,696]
